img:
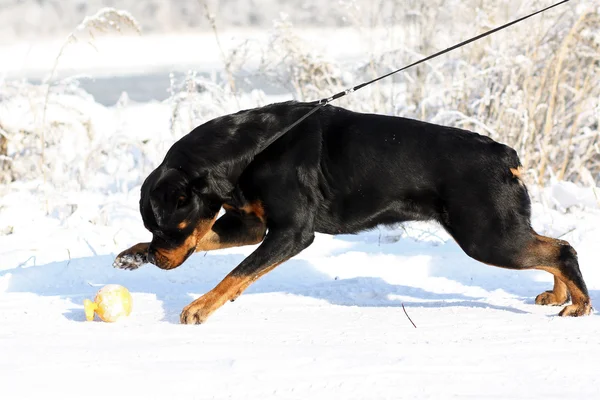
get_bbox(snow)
[0,28,368,80]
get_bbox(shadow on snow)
[5,231,596,324]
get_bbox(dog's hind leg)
[519,234,590,316]
[439,167,591,316]
[530,235,571,306]
[443,211,591,317]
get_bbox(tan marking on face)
[153,233,198,270]
[153,213,219,269]
[157,202,270,266]
[178,221,188,230]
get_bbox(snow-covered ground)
[2,144,600,399]
[0,28,371,80]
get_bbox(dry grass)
[40,8,141,181]
[0,121,9,174]
[434,5,600,187]
[258,13,345,101]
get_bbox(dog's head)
[139,166,224,270]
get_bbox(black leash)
[258,0,570,151]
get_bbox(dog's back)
[266,103,525,235]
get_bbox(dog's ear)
[191,170,234,202]
[149,169,188,225]
[190,171,210,195]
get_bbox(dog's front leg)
[180,229,315,324]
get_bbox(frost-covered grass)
[1,1,598,189]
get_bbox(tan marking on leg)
[222,201,266,222]
[187,202,267,252]
[180,260,286,324]
[521,234,591,316]
[240,201,266,222]
[537,266,591,316]
[230,260,284,302]
[533,233,571,249]
[535,276,569,306]
[519,235,560,267]
[180,275,249,324]
[193,211,267,252]
[194,228,264,251]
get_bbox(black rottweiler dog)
[114,101,591,324]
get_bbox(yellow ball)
[84,284,133,322]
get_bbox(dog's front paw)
[113,253,145,270]
[180,295,218,324]
[113,243,149,270]
[535,290,569,306]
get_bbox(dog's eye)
[176,195,187,209]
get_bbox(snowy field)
[2,171,600,399]
[2,4,600,399]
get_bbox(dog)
[113,101,591,324]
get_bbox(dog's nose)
[147,248,157,265]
